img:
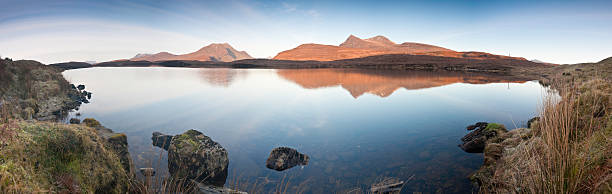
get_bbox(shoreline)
[2,57,610,193]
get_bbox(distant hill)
[274,35,526,61]
[49,61,93,70]
[129,43,252,62]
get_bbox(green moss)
[109,133,126,140]
[484,123,506,133]
[171,130,202,151]
[82,118,101,128]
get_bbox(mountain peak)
[340,35,366,48]
[129,43,252,62]
[366,35,395,45]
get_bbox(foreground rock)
[168,129,229,187]
[469,127,533,188]
[459,122,535,188]
[459,122,507,153]
[266,147,309,171]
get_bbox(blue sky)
[1,0,611,64]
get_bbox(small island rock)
[152,132,173,151]
[266,147,309,171]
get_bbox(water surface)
[63,67,546,193]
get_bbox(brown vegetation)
[474,58,612,193]
[0,58,80,121]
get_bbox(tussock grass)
[480,77,611,193]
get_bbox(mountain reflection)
[199,68,248,87]
[277,69,529,98]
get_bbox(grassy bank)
[0,120,131,193]
[474,58,612,193]
[0,59,134,193]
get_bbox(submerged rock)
[168,129,229,187]
[152,132,173,151]
[139,168,156,176]
[196,183,247,194]
[459,122,507,153]
[370,177,405,194]
[266,147,309,171]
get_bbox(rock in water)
[168,129,229,187]
[466,122,488,131]
[139,168,156,176]
[152,132,173,151]
[266,147,309,171]
[69,118,80,124]
[459,122,507,153]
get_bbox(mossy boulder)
[168,129,228,187]
[0,121,130,193]
[459,122,507,153]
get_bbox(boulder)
[152,132,173,151]
[527,117,540,128]
[168,129,228,187]
[69,118,80,124]
[459,122,507,153]
[266,147,309,171]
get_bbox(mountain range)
[129,43,252,62]
[273,35,526,61]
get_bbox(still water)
[63,67,546,193]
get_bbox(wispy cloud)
[281,2,297,12]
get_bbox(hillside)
[273,35,526,61]
[0,59,88,121]
[129,43,252,62]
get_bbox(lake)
[63,67,547,193]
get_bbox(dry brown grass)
[480,77,611,193]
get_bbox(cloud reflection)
[198,68,248,87]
